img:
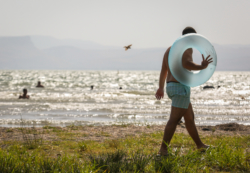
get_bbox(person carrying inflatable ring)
[155,27,213,156]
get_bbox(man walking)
[155,27,213,156]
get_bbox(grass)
[20,126,44,150]
[105,139,121,149]
[0,125,250,172]
[6,129,14,133]
[95,131,111,137]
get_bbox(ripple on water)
[0,70,249,127]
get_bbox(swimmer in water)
[36,81,44,88]
[19,88,30,99]
[155,27,213,156]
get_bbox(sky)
[0,0,249,49]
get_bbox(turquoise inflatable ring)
[168,33,217,87]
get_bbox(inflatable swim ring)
[168,33,217,87]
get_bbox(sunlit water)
[0,70,249,127]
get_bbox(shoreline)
[1,122,250,143]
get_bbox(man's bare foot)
[158,149,168,156]
[197,144,209,149]
[197,144,210,152]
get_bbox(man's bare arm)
[155,51,168,100]
[159,55,168,89]
[182,49,213,71]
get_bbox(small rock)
[202,128,212,131]
[178,120,184,125]
[203,85,215,89]
[216,123,246,131]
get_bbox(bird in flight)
[124,44,132,51]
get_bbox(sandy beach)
[1,123,249,143]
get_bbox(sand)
[0,123,250,143]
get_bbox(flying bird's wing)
[124,44,132,51]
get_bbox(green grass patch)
[95,131,111,137]
[1,129,250,172]
[6,129,14,133]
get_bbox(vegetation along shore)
[1,123,250,172]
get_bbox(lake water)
[0,70,249,127]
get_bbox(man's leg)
[159,106,186,155]
[183,103,209,149]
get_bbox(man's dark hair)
[182,27,197,35]
[23,88,27,92]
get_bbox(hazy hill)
[0,36,45,69]
[0,36,249,71]
[30,36,119,50]
[213,44,249,71]
[43,46,164,70]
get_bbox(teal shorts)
[166,82,190,109]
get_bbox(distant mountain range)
[0,36,249,71]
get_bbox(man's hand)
[155,88,164,100]
[201,55,213,69]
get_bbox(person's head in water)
[23,88,27,95]
[19,88,30,99]
[182,27,197,35]
[36,81,44,88]
[91,85,94,90]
